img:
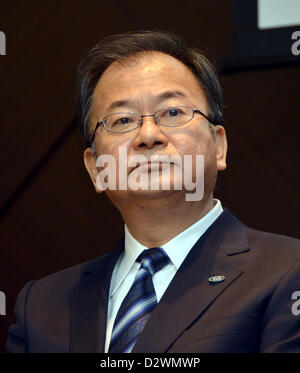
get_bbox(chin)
[128,188,179,200]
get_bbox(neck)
[118,193,214,247]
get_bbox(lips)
[128,158,176,174]
[136,161,171,172]
[125,151,181,176]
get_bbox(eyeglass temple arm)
[90,121,101,145]
[194,109,219,125]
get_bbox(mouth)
[128,158,177,174]
[136,161,173,172]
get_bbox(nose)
[132,115,168,150]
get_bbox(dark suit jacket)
[6,209,300,353]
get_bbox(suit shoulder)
[29,252,111,294]
[247,227,300,260]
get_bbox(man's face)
[84,51,227,208]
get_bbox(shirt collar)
[110,199,223,297]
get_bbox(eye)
[119,117,130,124]
[168,108,180,116]
[160,107,185,118]
[111,116,133,127]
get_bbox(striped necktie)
[108,247,170,353]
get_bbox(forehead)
[91,51,207,115]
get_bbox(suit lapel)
[69,238,124,352]
[68,209,250,353]
[132,209,250,352]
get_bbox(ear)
[214,125,227,171]
[83,147,104,194]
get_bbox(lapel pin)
[208,275,226,283]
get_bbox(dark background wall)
[0,0,299,353]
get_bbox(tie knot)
[136,247,170,275]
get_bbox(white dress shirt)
[104,199,223,352]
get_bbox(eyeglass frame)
[89,105,217,144]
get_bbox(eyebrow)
[106,90,188,113]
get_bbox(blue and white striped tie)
[108,247,170,353]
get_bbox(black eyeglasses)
[90,105,216,144]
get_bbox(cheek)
[172,129,217,183]
[171,127,212,156]
[97,133,131,157]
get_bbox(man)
[6,30,300,353]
